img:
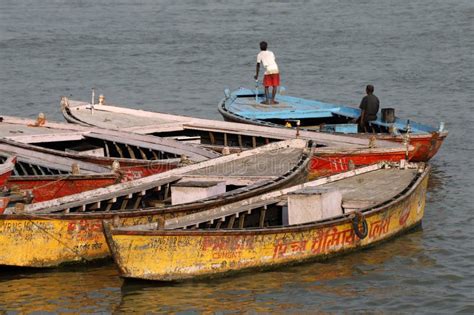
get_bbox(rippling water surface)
[0,0,473,313]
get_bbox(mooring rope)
[12,213,93,262]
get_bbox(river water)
[0,0,473,313]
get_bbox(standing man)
[358,84,380,132]
[254,41,280,105]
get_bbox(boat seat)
[342,199,378,213]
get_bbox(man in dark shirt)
[358,84,380,132]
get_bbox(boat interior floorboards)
[321,168,418,204]
[188,148,303,177]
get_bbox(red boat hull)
[310,151,407,178]
[219,106,447,163]
[7,175,121,203]
[0,172,12,187]
[382,132,447,162]
[3,160,177,204]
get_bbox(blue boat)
[218,87,448,162]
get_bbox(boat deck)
[227,96,335,119]
[0,122,82,140]
[225,88,439,134]
[189,147,303,177]
[322,167,418,206]
[67,106,184,130]
[143,165,420,231]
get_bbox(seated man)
[357,84,380,132]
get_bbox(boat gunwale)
[63,100,410,150]
[1,137,191,167]
[0,155,16,174]
[0,143,115,174]
[7,173,121,181]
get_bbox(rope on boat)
[8,175,73,204]
[10,213,93,262]
[351,211,368,239]
[26,175,73,190]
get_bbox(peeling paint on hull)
[0,212,191,267]
[0,141,310,267]
[309,151,407,178]
[386,132,447,162]
[108,168,429,281]
[7,176,120,203]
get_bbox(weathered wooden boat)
[0,139,311,267]
[0,116,220,180]
[104,162,430,281]
[61,98,414,178]
[218,87,448,162]
[0,144,125,203]
[0,156,15,186]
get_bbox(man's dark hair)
[366,84,375,94]
[260,41,268,51]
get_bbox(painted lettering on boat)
[67,220,102,241]
[199,236,255,260]
[273,239,308,258]
[311,227,357,254]
[212,251,241,260]
[329,158,349,172]
[311,157,349,173]
[369,216,391,238]
[0,221,54,235]
[273,227,356,259]
[273,216,393,259]
[195,217,397,263]
[201,236,255,252]
[123,170,144,181]
[66,216,155,243]
[72,241,103,253]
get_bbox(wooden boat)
[6,174,122,204]
[104,162,430,281]
[217,87,448,162]
[0,139,311,267]
[0,116,220,180]
[0,143,126,204]
[61,98,414,178]
[0,156,15,186]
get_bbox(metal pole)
[255,80,259,103]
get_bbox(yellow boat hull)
[0,213,183,267]
[108,171,429,281]
[0,147,311,268]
